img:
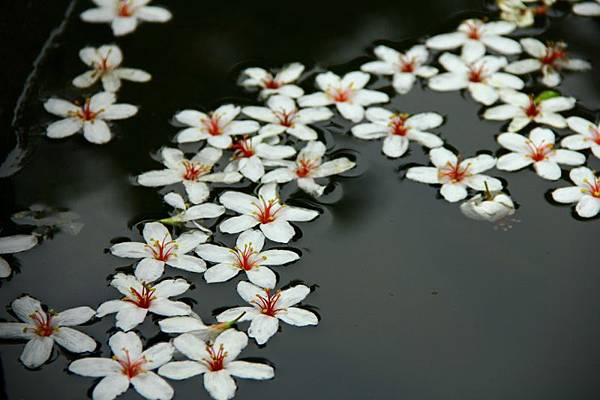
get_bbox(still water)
[1,0,600,399]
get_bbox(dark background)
[1,1,600,399]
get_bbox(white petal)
[406,167,439,184]
[69,358,121,377]
[112,16,138,36]
[497,152,532,171]
[158,360,207,380]
[440,182,468,202]
[383,135,409,158]
[552,187,584,204]
[313,158,355,178]
[277,307,318,326]
[115,68,152,82]
[219,216,259,234]
[552,149,586,166]
[136,6,173,22]
[227,361,274,380]
[205,263,240,283]
[248,314,279,345]
[204,370,237,400]
[165,254,207,273]
[219,190,257,214]
[392,73,416,94]
[183,181,210,204]
[483,105,520,121]
[481,35,522,55]
[44,98,79,117]
[0,234,38,254]
[92,374,130,400]
[576,196,600,218]
[534,160,562,180]
[53,327,96,353]
[426,32,466,50]
[505,59,542,74]
[102,104,138,120]
[47,118,82,139]
[469,82,499,106]
[428,73,469,91]
[53,306,95,326]
[83,120,111,144]
[131,372,174,400]
[21,336,54,368]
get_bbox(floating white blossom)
[0,234,38,278]
[241,63,305,98]
[552,167,600,218]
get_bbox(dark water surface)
[1,0,600,399]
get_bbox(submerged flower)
[159,313,243,344]
[137,147,242,204]
[242,95,333,141]
[496,127,586,180]
[0,234,38,278]
[573,0,600,16]
[298,71,389,122]
[224,134,296,182]
[110,222,208,281]
[0,296,95,368]
[218,183,319,243]
[562,116,600,160]
[497,0,555,27]
[216,281,318,345]
[261,141,356,196]
[158,329,274,400]
[97,271,192,331]
[73,45,151,92]
[483,89,575,132]
[505,39,591,87]
[460,190,516,222]
[174,105,260,148]
[428,53,524,105]
[241,63,305,98]
[361,44,438,94]
[552,167,600,218]
[69,331,174,400]
[161,192,225,232]
[351,107,444,158]
[406,147,502,203]
[81,0,172,36]
[196,229,299,289]
[426,18,521,63]
[44,92,138,144]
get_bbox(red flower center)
[30,311,55,337]
[149,235,178,261]
[231,138,255,159]
[540,44,567,66]
[275,110,296,127]
[205,344,227,371]
[75,98,101,122]
[253,289,282,317]
[182,160,210,181]
[116,350,146,379]
[526,140,553,162]
[468,66,486,83]
[524,97,540,118]
[117,1,133,17]
[592,128,600,145]
[253,197,281,224]
[400,57,416,73]
[390,114,410,136]
[123,284,156,309]
[438,161,470,183]
[232,244,259,271]
[203,116,223,136]
[263,76,281,89]
[330,87,352,103]
[296,158,319,177]
[466,23,481,40]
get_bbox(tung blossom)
[0,296,96,368]
[241,63,305,98]
[73,45,151,92]
[161,192,225,232]
[110,221,208,282]
[428,53,524,105]
[218,182,319,243]
[217,281,318,345]
[174,105,260,148]
[496,127,586,180]
[351,107,444,158]
[196,229,299,289]
[497,0,555,27]
[137,147,242,204]
[360,44,438,94]
[97,271,192,331]
[69,331,174,400]
[261,141,356,196]
[0,234,38,278]
[426,18,522,63]
[81,0,172,37]
[242,95,333,141]
[562,116,600,160]
[158,329,274,400]
[460,190,516,223]
[552,167,600,218]
[406,147,502,203]
[573,0,600,16]
[505,39,591,87]
[483,89,576,132]
[298,71,389,123]
[159,313,243,344]
[224,134,297,182]
[44,92,138,144]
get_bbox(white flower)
[241,63,305,98]
[428,53,524,105]
[360,44,438,94]
[552,167,600,218]
[242,95,333,141]
[158,329,274,400]
[426,18,522,63]
[460,191,516,222]
[351,107,444,158]
[110,222,208,281]
[298,71,389,122]
[81,0,172,37]
[174,105,260,148]
[159,313,243,344]
[483,89,575,132]
[197,229,298,289]
[216,281,318,345]
[161,192,225,232]
[261,141,356,196]
[0,296,95,368]
[0,234,37,278]
[97,271,191,331]
[498,0,535,27]
[73,45,151,92]
[562,116,600,160]
[406,147,502,202]
[224,134,296,182]
[69,331,174,400]
[218,183,318,243]
[44,92,138,144]
[137,147,242,204]
[496,127,586,180]
[505,39,591,87]
[573,0,600,16]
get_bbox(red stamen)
[203,116,222,136]
[117,1,133,17]
[148,235,178,261]
[232,244,259,271]
[390,114,410,136]
[253,197,281,224]
[263,76,281,89]
[123,284,156,309]
[74,98,101,122]
[526,140,553,162]
[115,350,146,379]
[524,96,540,118]
[252,289,282,317]
[30,311,55,337]
[329,87,352,103]
[296,158,319,177]
[468,66,486,83]
[231,138,255,159]
[584,178,600,199]
[591,128,600,145]
[466,22,481,40]
[275,110,296,127]
[540,43,567,66]
[400,57,416,73]
[182,160,210,181]
[438,160,470,183]
[205,344,227,371]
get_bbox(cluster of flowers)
[496,0,600,27]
